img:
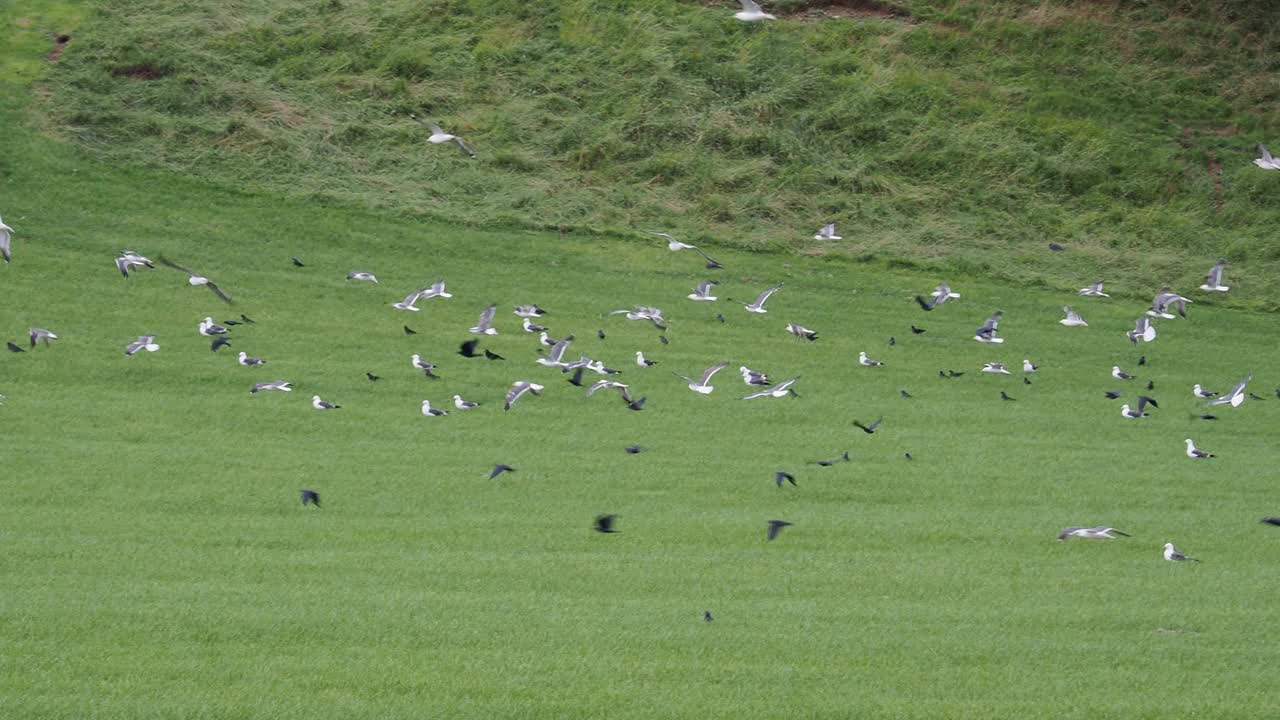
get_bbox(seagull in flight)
[1127,316,1157,344]
[674,362,729,394]
[646,232,722,268]
[1148,288,1192,319]
[0,213,11,263]
[1163,542,1199,562]
[312,395,341,410]
[536,336,574,368]
[420,400,448,417]
[858,351,883,367]
[250,380,292,394]
[125,335,160,356]
[1207,373,1251,407]
[1199,259,1229,292]
[418,279,452,300]
[585,379,629,398]
[504,381,544,410]
[743,284,783,314]
[1077,281,1109,297]
[1254,144,1280,170]
[469,304,498,335]
[735,0,776,21]
[1059,306,1087,327]
[28,328,59,348]
[687,280,719,302]
[608,306,667,329]
[786,323,818,341]
[1184,438,1214,459]
[914,283,959,311]
[1057,526,1131,541]
[346,271,378,283]
[741,376,799,400]
[813,223,841,241]
[981,362,1010,375]
[115,251,155,278]
[157,256,232,303]
[409,115,476,157]
[1121,395,1157,418]
[974,311,1004,343]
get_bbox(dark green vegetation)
[5,2,1280,718]
[31,0,1280,306]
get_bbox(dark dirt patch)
[48,34,71,63]
[1206,155,1224,211]
[112,64,168,81]
[784,0,913,21]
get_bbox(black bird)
[484,349,505,361]
[1275,388,1280,399]
[659,335,669,345]
[704,611,713,623]
[366,372,381,381]
[625,445,643,454]
[291,257,305,267]
[597,329,606,340]
[567,367,586,387]
[939,371,948,379]
[301,489,321,507]
[1001,391,1016,401]
[458,339,481,358]
[904,452,913,461]
[766,520,793,541]
[489,464,515,479]
[716,313,726,323]
[1261,517,1280,527]
[6,342,23,353]
[1105,390,1121,399]
[1023,377,1032,385]
[1198,414,1217,420]
[900,389,913,399]
[1138,355,1146,366]
[913,295,935,312]
[889,337,896,346]
[705,258,723,270]
[593,514,619,533]
[775,471,797,488]
[210,336,232,352]
[1048,242,1065,252]
[224,319,241,326]
[910,325,926,334]
[853,418,883,434]
[240,314,255,324]
[947,370,964,378]
[625,395,646,411]
[404,325,417,335]
[1147,381,1155,390]
[816,451,850,467]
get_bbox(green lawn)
[4,2,1280,719]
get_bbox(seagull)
[419,279,452,300]
[211,336,232,352]
[593,514,619,533]
[301,489,321,507]
[775,471,797,488]
[858,351,883,367]
[1184,438,1214,459]
[974,311,1004,343]
[115,251,155,278]
[813,223,841,241]
[673,362,729,394]
[198,317,229,337]
[766,520,792,541]
[785,323,818,341]
[1057,526,1131,541]
[1148,288,1192,319]
[743,284,783,313]
[391,289,425,311]
[504,381,544,410]
[1126,316,1157,344]
[740,366,770,386]
[420,400,448,417]
[237,351,265,367]
[1112,366,1136,380]
[536,336,574,368]
[914,283,959,311]
[1163,542,1199,562]
[411,354,439,379]
[1207,373,1251,407]
[1254,144,1280,170]
[585,379,629,398]
[469,304,498,335]
[735,0,776,21]
[522,318,546,333]
[1077,281,1109,297]
[635,351,657,367]
[1059,306,1087,327]
[608,305,667,329]
[125,335,160,356]
[1023,359,1039,373]
[157,256,232,303]
[1193,384,1218,399]
[410,115,476,157]
[853,418,882,434]
[0,213,11,263]
[646,232,722,267]
[453,395,480,410]
[741,376,799,400]
[982,362,1010,375]
[250,380,292,394]
[1121,396,1157,418]
[1199,259,1229,292]
[490,464,515,479]
[687,280,719,302]
[312,395,341,410]
[29,328,59,347]
[514,305,547,318]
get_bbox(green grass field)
[4,2,1280,718]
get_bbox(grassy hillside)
[30,0,1280,307]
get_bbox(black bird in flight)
[366,372,381,381]
[404,325,417,335]
[659,335,669,345]
[593,514,619,533]
[703,611,713,623]
[291,257,305,267]
[775,471,797,488]
[816,451,849,467]
[716,313,726,323]
[489,464,515,479]
[853,418,883,434]
[6,341,23,352]
[1105,390,1121,399]
[567,366,586,387]
[458,339,482,358]
[766,520,793,541]
[904,452,913,461]
[1198,414,1217,420]
[210,336,232,352]
[301,489,321,507]
[1261,517,1280,527]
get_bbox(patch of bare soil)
[48,34,71,63]
[785,0,913,21]
[112,64,168,80]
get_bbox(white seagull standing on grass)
[0,213,12,263]
[743,285,783,314]
[1058,527,1131,540]
[1208,373,1252,408]
[453,395,480,410]
[1121,396,1157,418]
[1199,260,1229,292]
[674,362,729,394]
[1184,439,1214,459]
[1023,359,1039,373]
[1059,306,1088,327]
[522,318,546,333]
[312,395,341,410]
[125,335,160,356]
[1112,366,1136,380]
[504,381,544,411]
[238,351,266,367]
[1077,281,1109,297]
[1163,543,1200,562]
[635,351,657,368]
[734,0,776,21]
[858,352,883,367]
[740,366,770,385]
[1193,384,1218,399]
[687,281,719,302]
[421,400,448,417]
[198,318,229,337]
[813,223,841,241]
